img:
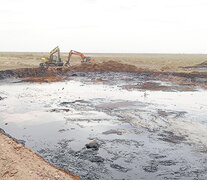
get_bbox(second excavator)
[66,50,95,66]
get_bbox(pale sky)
[1,0,207,53]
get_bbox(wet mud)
[0,65,207,179]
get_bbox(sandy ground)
[0,52,207,72]
[0,131,80,180]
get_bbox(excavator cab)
[83,57,95,63]
[51,55,57,61]
[40,46,64,67]
[83,57,91,62]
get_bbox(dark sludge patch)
[60,100,88,106]
[158,130,187,144]
[110,164,129,172]
[49,108,70,112]
[0,96,6,101]
[157,109,187,118]
[143,160,158,173]
[102,129,126,135]
[158,160,177,166]
[149,153,167,159]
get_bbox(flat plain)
[0,52,207,72]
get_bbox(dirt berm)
[1,60,207,80]
[69,61,143,72]
[1,61,206,87]
[0,61,145,79]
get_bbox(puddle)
[0,72,207,180]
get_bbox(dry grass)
[0,52,207,73]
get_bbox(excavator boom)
[49,46,61,62]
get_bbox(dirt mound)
[70,61,142,72]
[0,61,144,80]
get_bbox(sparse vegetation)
[0,52,207,72]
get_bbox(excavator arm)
[49,46,61,62]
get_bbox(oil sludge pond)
[0,72,207,180]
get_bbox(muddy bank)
[0,130,80,180]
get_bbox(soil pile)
[70,61,142,72]
[0,61,143,80]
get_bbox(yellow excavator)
[40,46,64,67]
